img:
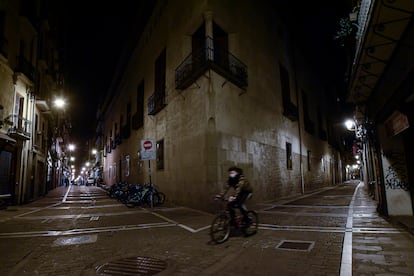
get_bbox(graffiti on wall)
[384,151,409,191]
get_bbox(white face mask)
[229,172,238,178]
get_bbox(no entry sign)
[141,139,156,160]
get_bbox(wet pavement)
[0,180,413,275]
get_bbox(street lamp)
[345,119,355,131]
[54,98,66,109]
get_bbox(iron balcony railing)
[148,89,166,115]
[0,33,8,58]
[16,56,36,81]
[175,36,248,90]
[6,114,32,140]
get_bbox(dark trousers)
[227,191,250,224]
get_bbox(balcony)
[0,34,8,58]
[318,129,328,141]
[148,90,166,115]
[15,56,36,81]
[304,118,315,135]
[175,37,248,90]
[283,101,299,122]
[5,114,32,140]
[131,112,143,130]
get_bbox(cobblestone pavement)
[0,181,413,275]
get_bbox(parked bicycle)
[126,183,165,208]
[210,194,258,244]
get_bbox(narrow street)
[0,181,413,275]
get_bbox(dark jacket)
[222,175,253,199]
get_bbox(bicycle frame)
[210,196,258,244]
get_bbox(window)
[279,63,291,105]
[286,142,292,170]
[125,155,130,176]
[124,102,131,138]
[113,123,118,146]
[317,107,327,140]
[213,22,229,67]
[302,89,315,134]
[137,150,143,174]
[279,63,298,121]
[34,114,39,146]
[156,139,164,170]
[307,150,311,171]
[132,81,144,129]
[148,49,166,115]
[110,163,117,179]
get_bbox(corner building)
[100,0,344,211]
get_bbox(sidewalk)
[388,215,414,236]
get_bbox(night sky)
[50,1,155,149]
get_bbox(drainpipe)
[291,37,304,194]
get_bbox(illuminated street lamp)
[345,119,355,131]
[54,98,66,109]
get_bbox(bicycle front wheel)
[145,192,164,207]
[242,210,258,237]
[210,213,231,244]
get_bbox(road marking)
[62,185,72,202]
[53,234,98,246]
[258,224,345,233]
[15,209,150,220]
[144,208,211,233]
[260,210,348,218]
[340,182,361,276]
[13,202,62,218]
[0,222,173,238]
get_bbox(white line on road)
[144,208,210,233]
[0,222,173,238]
[62,185,71,202]
[340,181,361,276]
[15,209,151,220]
[258,224,345,233]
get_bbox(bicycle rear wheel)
[156,192,166,205]
[242,210,258,237]
[210,213,231,244]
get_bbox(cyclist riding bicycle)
[217,166,253,228]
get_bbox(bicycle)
[210,194,258,244]
[125,183,166,208]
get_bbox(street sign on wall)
[141,138,156,160]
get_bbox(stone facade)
[100,0,342,211]
[0,1,62,204]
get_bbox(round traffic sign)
[143,140,153,150]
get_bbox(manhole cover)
[276,240,315,252]
[96,256,167,275]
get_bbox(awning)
[0,132,17,144]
